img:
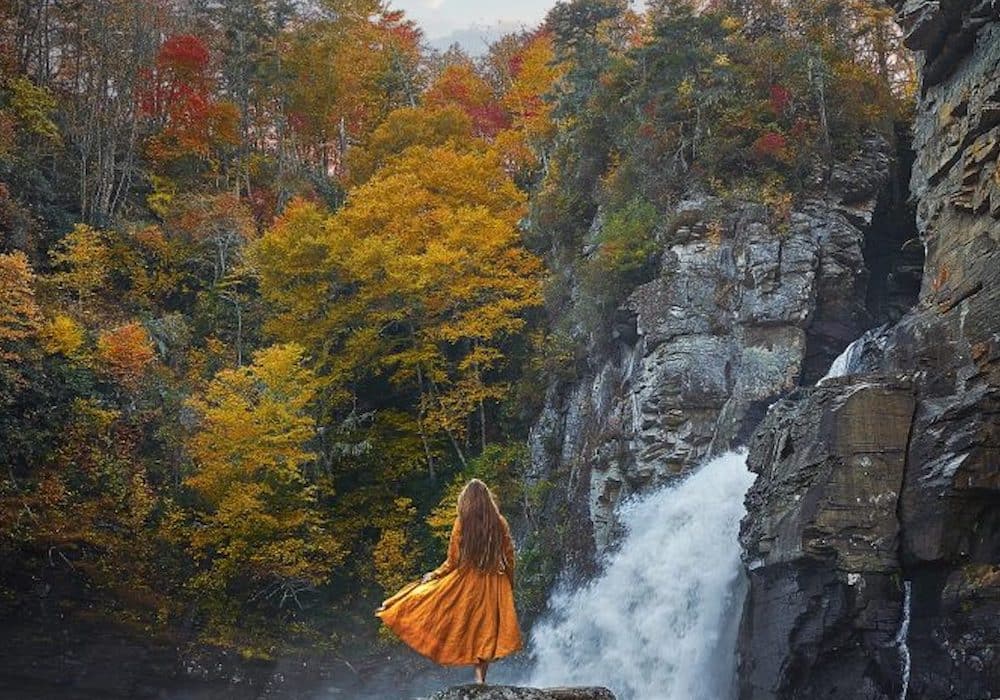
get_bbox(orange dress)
[376,516,522,666]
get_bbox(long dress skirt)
[376,517,522,666]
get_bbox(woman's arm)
[502,517,515,588]
[425,516,461,581]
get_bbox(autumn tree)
[493,32,563,178]
[40,314,86,358]
[252,200,343,366]
[96,322,157,390]
[346,105,473,186]
[185,343,343,615]
[0,75,60,149]
[48,224,112,309]
[282,2,423,177]
[372,496,421,594]
[0,251,40,365]
[425,61,509,138]
[141,34,240,185]
[257,145,543,473]
[0,66,62,250]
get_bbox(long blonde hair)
[457,479,509,571]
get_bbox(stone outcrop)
[528,139,906,572]
[429,685,615,700]
[737,2,1000,698]
[738,377,917,698]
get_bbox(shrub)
[576,196,659,346]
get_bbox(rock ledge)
[429,685,616,700]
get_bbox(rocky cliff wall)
[736,2,1000,698]
[527,138,915,575]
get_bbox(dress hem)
[375,610,522,667]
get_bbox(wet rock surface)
[737,2,1000,698]
[738,377,916,699]
[429,685,615,700]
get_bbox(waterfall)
[894,581,912,700]
[524,452,756,700]
[822,337,864,380]
[820,324,889,382]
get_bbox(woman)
[376,479,522,684]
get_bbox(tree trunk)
[415,364,437,480]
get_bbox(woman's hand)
[421,571,435,583]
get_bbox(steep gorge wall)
[527,137,915,575]
[736,2,1000,698]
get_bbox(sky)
[389,0,554,49]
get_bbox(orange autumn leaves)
[95,323,157,389]
[0,252,41,365]
[1,247,157,389]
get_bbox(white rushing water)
[895,581,912,700]
[820,324,889,382]
[525,452,756,700]
[822,337,864,380]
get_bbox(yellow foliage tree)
[40,314,86,357]
[185,343,343,607]
[496,33,563,173]
[255,145,543,472]
[252,200,349,386]
[373,527,412,594]
[345,105,473,186]
[0,251,41,364]
[4,76,60,144]
[371,495,423,594]
[282,2,423,175]
[49,224,112,308]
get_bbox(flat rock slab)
[429,685,616,700]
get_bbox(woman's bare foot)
[474,660,488,684]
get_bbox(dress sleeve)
[502,517,516,587]
[431,516,461,578]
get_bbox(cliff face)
[527,138,915,574]
[737,3,1000,698]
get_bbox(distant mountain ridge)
[428,21,528,55]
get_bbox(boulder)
[428,685,615,700]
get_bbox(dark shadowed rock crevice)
[862,126,924,328]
